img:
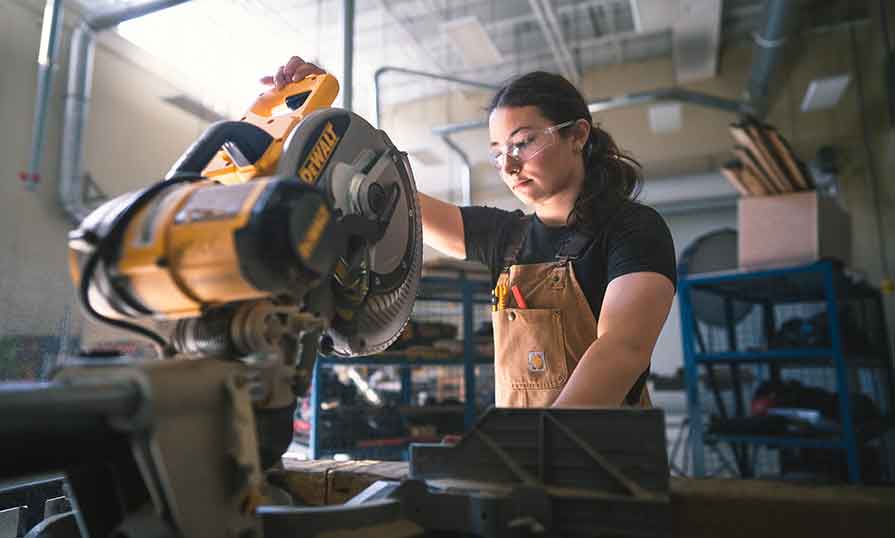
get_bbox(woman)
[264,57,676,408]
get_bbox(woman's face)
[488,105,587,207]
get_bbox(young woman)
[264,57,676,408]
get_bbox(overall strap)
[554,229,593,264]
[498,214,533,275]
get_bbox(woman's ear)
[574,119,591,149]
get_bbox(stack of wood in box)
[722,117,814,196]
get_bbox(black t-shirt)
[461,200,676,404]
[461,200,677,320]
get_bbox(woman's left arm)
[551,271,674,407]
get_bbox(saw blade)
[277,108,422,357]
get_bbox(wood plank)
[720,161,751,196]
[741,165,771,197]
[746,120,800,192]
[766,127,814,190]
[671,477,895,538]
[730,124,790,193]
[732,145,775,195]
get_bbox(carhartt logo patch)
[528,351,546,372]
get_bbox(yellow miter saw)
[69,73,422,363]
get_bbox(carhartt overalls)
[492,217,651,408]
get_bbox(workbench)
[271,457,895,538]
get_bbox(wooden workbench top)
[271,457,895,538]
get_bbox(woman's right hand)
[260,56,326,90]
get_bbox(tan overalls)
[491,217,651,408]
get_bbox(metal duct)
[56,0,193,224]
[59,23,95,223]
[431,87,743,136]
[744,0,797,118]
[87,0,192,31]
[23,0,63,191]
[373,66,500,128]
[343,0,355,111]
[373,67,499,207]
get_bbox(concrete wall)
[0,0,211,365]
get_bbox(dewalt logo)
[298,122,340,184]
[297,204,330,260]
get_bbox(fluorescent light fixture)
[801,74,851,112]
[648,103,682,133]
[441,16,503,68]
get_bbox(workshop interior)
[1,0,894,536]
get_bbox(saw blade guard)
[279,108,422,357]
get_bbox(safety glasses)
[488,120,576,169]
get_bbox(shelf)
[705,433,844,450]
[680,261,877,304]
[695,350,889,368]
[695,349,833,362]
[317,355,493,367]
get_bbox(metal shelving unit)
[308,275,494,460]
[679,261,895,483]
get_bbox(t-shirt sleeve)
[606,204,677,288]
[459,205,520,272]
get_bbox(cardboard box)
[738,191,851,269]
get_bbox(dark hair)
[488,71,642,233]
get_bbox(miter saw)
[69,72,421,363]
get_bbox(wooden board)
[730,124,790,193]
[720,162,751,196]
[732,145,775,195]
[747,121,798,192]
[766,127,813,190]
[272,458,409,506]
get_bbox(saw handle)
[249,73,340,118]
[166,121,273,179]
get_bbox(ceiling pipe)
[373,66,500,129]
[87,0,192,31]
[429,86,743,205]
[343,0,354,112]
[57,0,192,223]
[373,67,499,207]
[22,0,64,191]
[743,0,797,118]
[431,87,744,136]
[528,0,580,83]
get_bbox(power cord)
[77,176,200,357]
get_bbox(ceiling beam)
[527,0,580,82]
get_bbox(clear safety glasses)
[488,120,576,170]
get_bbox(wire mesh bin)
[307,275,495,460]
[679,261,895,483]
